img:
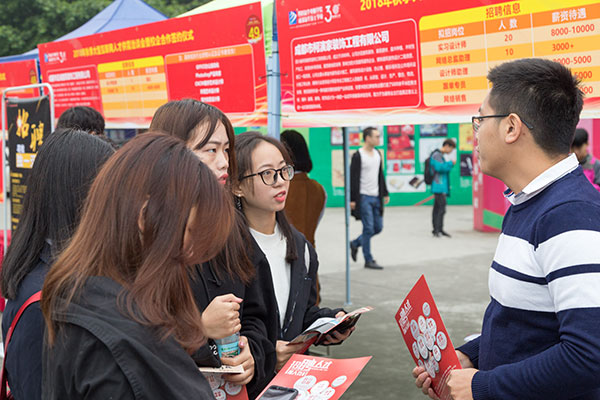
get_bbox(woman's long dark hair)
[0,129,114,299]
[149,99,253,284]
[235,131,298,264]
[42,133,234,352]
[281,129,313,173]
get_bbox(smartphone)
[261,385,299,400]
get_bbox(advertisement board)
[277,0,600,127]
[39,3,267,128]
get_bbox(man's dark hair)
[363,127,378,141]
[487,58,583,155]
[281,129,313,173]
[57,106,105,135]
[572,128,589,148]
[443,139,456,148]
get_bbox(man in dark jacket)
[349,127,389,270]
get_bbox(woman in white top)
[233,131,353,373]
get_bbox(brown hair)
[149,99,237,181]
[235,131,298,263]
[149,99,253,284]
[42,133,233,352]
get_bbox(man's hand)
[456,350,474,368]
[350,201,356,210]
[200,294,242,339]
[383,196,390,205]
[413,351,474,399]
[446,368,477,400]
[413,366,440,400]
[276,340,305,371]
[222,336,254,385]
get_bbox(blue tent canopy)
[0,0,166,63]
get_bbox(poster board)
[39,2,267,128]
[277,0,600,127]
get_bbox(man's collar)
[503,153,578,206]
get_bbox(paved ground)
[313,205,499,400]
[0,203,498,398]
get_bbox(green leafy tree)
[0,0,208,57]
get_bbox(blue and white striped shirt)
[460,155,600,400]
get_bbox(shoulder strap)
[1,290,42,399]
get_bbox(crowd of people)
[2,56,600,400]
[1,101,352,399]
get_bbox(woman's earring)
[235,195,243,211]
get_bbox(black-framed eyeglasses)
[241,165,295,186]
[471,113,533,133]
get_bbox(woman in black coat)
[0,129,114,400]
[233,132,353,376]
[41,133,233,398]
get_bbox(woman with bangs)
[41,133,233,398]
[233,131,353,378]
[150,100,275,398]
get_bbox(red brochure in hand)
[395,275,461,400]
[256,354,371,400]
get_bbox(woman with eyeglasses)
[150,100,275,398]
[234,131,354,374]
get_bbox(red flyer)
[257,354,371,400]
[395,275,461,400]
[203,373,248,400]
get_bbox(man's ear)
[504,113,525,145]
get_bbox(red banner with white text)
[277,0,600,127]
[38,2,267,128]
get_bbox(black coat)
[350,149,389,220]
[42,277,215,400]
[190,261,277,399]
[1,247,50,400]
[249,227,343,382]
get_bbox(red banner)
[0,60,39,98]
[38,3,267,128]
[277,0,600,127]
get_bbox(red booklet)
[395,275,461,400]
[256,354,371,400]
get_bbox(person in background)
[414,58,600,400]
[41,133,233,398]
[430,139,456,238]
[0,129,114,400]
[150,99,274,398]
[571,127,600,189]
[350,127,389,270]
[281,129,327,305]
[234,131,352,378]
[56,106,105,135]
[280,129,326,248]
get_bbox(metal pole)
[267,1,281,139]
[343,127,352,306]
[1,83,55,254]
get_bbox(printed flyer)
[395,275,461,400]
[203,373,248,400]
[257,354,371,400]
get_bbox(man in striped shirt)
[414,58,600,399]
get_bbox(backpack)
[423,152,435,185]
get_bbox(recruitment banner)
[6,96,52,230]
[277,0,600,127]
[38,2,267,128]
[0,59,40,98]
